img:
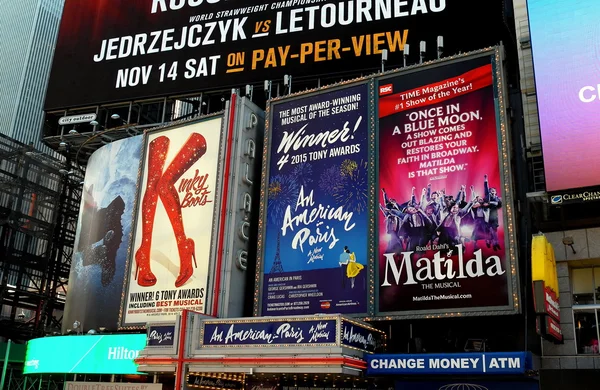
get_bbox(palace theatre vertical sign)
[532,234,562,342]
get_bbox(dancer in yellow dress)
[340,246,364,288]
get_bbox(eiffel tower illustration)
[270,231,284,273]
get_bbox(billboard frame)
[118,112,227,329]
[253,78,377,318]
[371,46,521,320]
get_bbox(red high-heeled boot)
[134,136,170,287]
[158,132,207,288]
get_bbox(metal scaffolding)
[0,134,83,341]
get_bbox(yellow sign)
[531,234,559,297]
[531,233,562,341]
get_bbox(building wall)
[0,0,64,153]
[512,0,546,192]
[540,228,600,370]
[514,0,600,375]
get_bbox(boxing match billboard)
[44,0,509,110]
[376,49,520,318]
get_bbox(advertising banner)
[540,316,562,342]
[44,0,508,110]
[188,375,244,390]
[528,0,600,192]
[259,83,370,316]
[122,117,223,325]
[66,383,162,390]
[24,334,147,374]
[340,319,385,354]
[58,113,97,125]
[367,352,532,375]
[147,324,176,347]
[531,234,562,342]
[200,317,338,347]
[377,52,518,316]
[549,187,600,205]
[63,136,143,333]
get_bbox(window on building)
[572,267,600,354]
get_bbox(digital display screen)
[528,0,600,191]
[23,334,147,374]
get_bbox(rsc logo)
[379,84,393,96]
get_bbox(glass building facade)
[0,0,64,152]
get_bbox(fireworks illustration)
[267,174,300,225]
[340,159,358,177]
[292,162,313,188]
[332,159,368,213]
[318,164,344,195]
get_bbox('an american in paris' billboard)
[376,50,519,318]
[122,117,223,325]
[44,0,509,110]
[528,0,600,192]
[257,83,370,316]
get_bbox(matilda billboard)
[376,49,520,318]
[44,0,509,110]
[121,116,223,325]
[256,82,371,316]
